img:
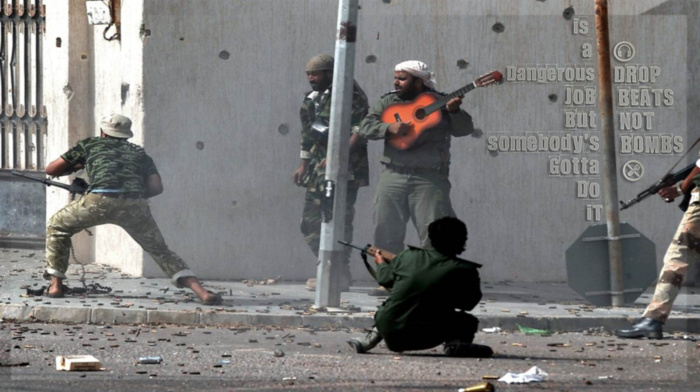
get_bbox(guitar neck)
[424,83,477,115]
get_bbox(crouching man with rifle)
[616,159,700,339]
[345,217,492,357]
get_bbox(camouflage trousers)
[373,168,455,254]
[300,185,359,272]
[643,196,700,322]
[45,193,196,287]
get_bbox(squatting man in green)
[42,114,221,305]
[347,217,492,357]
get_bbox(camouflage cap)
[305,54,334,72]
[100,114,133,139]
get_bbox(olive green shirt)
[374,248,482,336]
[358,91,474,171]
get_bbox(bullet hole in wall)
[231,200,238,207]
[278,124,289,135]
[121,83,130,106]
[196,141,204,150]
[139,25,151,40]
[63,84,74,101]
[80,53,88,60]
[489,150,498,157]
[548,93,558,103]
[56,37,61,47]
[492,23,505,33]
[365,55,377,64]
[180,37,185,41]
[382,0,391,4]
[219,51,230,60]
[456,59,469,69]
[563,7,575,20]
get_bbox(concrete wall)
[0,173,45,241]
[45,0,698,283]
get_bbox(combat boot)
[615,317,663,339]
[347,328,383,354]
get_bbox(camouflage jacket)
[299,82,370,192]
[61,137,159,194]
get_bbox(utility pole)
[595,0,624,306]
[314,0,359,309]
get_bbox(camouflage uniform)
[298,83,369,264]
[358,91,474,253]
[44,137,196,287]
[643,189,700,322]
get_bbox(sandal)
[45,284,70,298]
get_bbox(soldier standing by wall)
[43,114,221,305]
[616,163,700,338]
[292,54,370,292]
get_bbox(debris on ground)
[516,324,552,335]
[138,356,163,364]
[242,276,281,286]
[458,381,495,392]
[55,355,102,371]
[498,366,548,384]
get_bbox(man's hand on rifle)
[374,250,388,265]
[659,185,680,202]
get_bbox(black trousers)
[381,312,479,353]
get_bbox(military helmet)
[100,114,133,139]
[305,54,334,72]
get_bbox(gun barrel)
[337,241,366,253]
[11,170,71,191]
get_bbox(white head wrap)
[394,60,436,90]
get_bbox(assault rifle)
[338,241,396,281]
[11,171,88,195]
[338,241,482,281]
[620,163,695,212]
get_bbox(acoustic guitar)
[381,70,503,150]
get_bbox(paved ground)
[1,248,700,333]
[1,322,699,392]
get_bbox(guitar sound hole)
[415,108,426,120]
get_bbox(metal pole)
[314,0,358,309]
[595,0,624,307]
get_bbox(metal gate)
[0,0,45,172]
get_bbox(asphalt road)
[1,322,699,392]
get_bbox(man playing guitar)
[357,60,476,288]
